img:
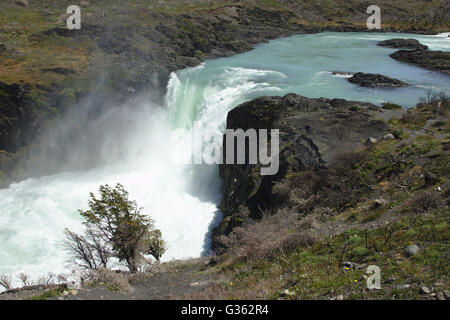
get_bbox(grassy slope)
[198,101,450,300]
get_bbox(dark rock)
[390,50,450,75]
[0,82,37,153]
[348,73,408,88]
[378,38,428,50]
[212,94,390,249]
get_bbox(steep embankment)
[214,94,392,247]
[0,0,449,186]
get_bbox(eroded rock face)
[348,72,408,88]
[390,50,450,75]
[212,94,390,249]
[378,38,428,50]
[0,83,37,153]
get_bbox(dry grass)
[217,208,316,263]
[83,268,132,293]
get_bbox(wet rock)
[378,39,428,50]
[390,50,450,75]
[348,73,408,88]
[405,244,420,256]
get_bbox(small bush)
[217,208,316,262]
[84,268,132,293]
[350,246,369,258]
[404,190,442,213]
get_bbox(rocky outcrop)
[378,38,428,50]
[212,94,391,249]
[0,83,38,153]
[348,73,409,88]
[390,50,450,75]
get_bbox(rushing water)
[0,32,449,288]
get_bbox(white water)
[0,32,449,289]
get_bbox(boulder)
[378,39,428,50]
[383,133,395,141]
[348,73,408,88]
[365,137,378,146]
[405,244,420,256]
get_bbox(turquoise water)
[170,32,449,130]
[0,32,448,289]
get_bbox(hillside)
[1,0,449,187]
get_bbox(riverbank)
[1,0,449,187]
